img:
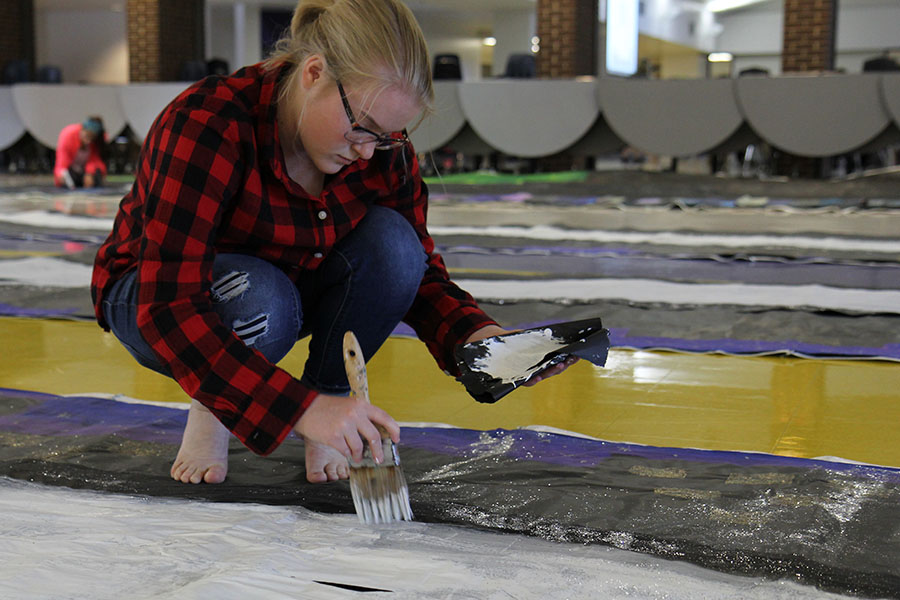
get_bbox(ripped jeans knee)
[210,270,268,347]
[102,254,301,377]
[209,255,301,363]
[210,270,251,304]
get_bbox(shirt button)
[317,210,327,220]
[313,252,323,258]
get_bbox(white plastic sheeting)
[0,209,114,230]
[0,256,94,288]
[0,477,851,600]
[427,224,900,255]
[454,277,900,314]
[2,254,899,314]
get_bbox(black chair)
[433,54,462,80]
[504,53,536,78]
[2,59,31,84]
[207,58,230,76]
[863,55,900,72]
[738,67,769,77]
[37,65,63,83]
[178,60,209,82]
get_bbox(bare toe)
[306,469,328,483]
[305,438,349,484]
[203,464,227,484]
[171,400,230,485]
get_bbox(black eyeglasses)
[337,80,409,150]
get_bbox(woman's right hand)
[293,393,400,464]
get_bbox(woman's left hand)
[463,325,580,387]
[520,354,579,386]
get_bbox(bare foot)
[305,438,350,483]
[170,400,230,484]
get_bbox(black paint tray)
[454,318,610,403]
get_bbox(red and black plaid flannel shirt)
[91,63,496,455]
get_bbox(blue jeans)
[102,205,427,394]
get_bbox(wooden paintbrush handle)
[343,330,392,453]
[342,330,369,403]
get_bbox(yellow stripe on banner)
[2,316,899,468]
[0,250,63,258]
[446,267,550,277]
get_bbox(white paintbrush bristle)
[349,442,413,524]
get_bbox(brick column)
[128,0,205,82]
[778,0,836,177]
[0,0,35,80]
[781,0,837,73]
[536,0,597,78]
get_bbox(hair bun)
[266,0,433,116]
[292,0,335,36]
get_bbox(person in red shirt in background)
[91,0,577,486]
[54,116,107,189]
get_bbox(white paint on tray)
[469,328,567,384]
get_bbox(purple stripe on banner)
[436,244,652,257]
[2,387,898,483]
[400,427,900,482]
[393,322,417,337]
[0,388,185,445]
[606,328,900,360]
[0,303,81,318]
[0,231,106,243]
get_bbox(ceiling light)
[708,52,734,62]
[707,0,767,13]
[482,37,497,47]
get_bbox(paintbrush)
[342,330,413,524]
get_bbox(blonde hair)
[265,0,434,120]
